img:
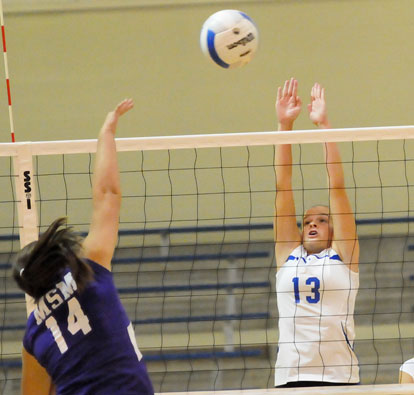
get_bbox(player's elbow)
[94,187,121,202]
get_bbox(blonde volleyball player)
[274,78,360,387]
[13,100,154,394]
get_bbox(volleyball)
[200,10,259,69]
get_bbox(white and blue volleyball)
[200,10,259,69]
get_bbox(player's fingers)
[315,83,321,98]
[292,79,298,98]
[310,85,315,101]
[282,80,289,97]
[117,99,134,115]
[277,87,282,101]
[287,77,294,96]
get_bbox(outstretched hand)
[105,98,134,133]
[276,78,302,130]
[307,83,330,128]
[115,98,134,117]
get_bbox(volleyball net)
[1,126,414,393]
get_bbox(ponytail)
[12,217,93,301]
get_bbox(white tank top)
[275,245,359,386]
[400,358,414,378]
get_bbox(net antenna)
[0,0,15,142]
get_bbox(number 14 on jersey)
[45,297,91,354]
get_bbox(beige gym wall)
[0,0,412,142]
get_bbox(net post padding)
[12,143,39,315]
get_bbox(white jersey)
[400,358,414,378]
[275,245,359,386]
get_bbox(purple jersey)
[23,260,154,395]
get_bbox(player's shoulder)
[321,247,341,259]
[401,358,414,372]
[85,258,112,276]
[276,245,305,273]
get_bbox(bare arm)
[308,84,359,271]
[274,78,302,268]
[400,370,414,384]
[82,99,134,271]
[20,101,134,394]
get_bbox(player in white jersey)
[274,78,360,387]
[399,358,414,383]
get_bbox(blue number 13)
[292,277,320,304]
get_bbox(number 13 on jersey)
[292,276,321,304]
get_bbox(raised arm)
[82,99,134,270]
[274,78,302,268]
[308,83,359,272]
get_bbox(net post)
[13,142,39,315]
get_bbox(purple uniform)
[23,260,154,395]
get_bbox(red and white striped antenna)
[0,0,15,142]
